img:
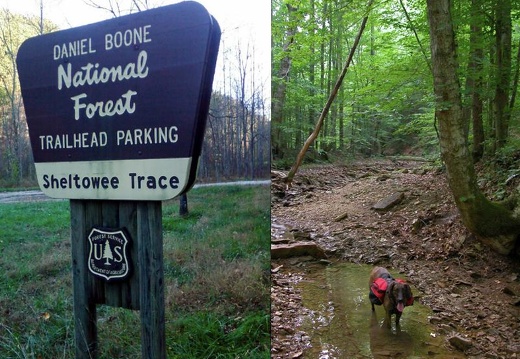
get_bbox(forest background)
[0,0,270,188]
[272,0,520,164]
[272,0,520,254]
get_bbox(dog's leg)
[385,312,391,329]
[370,308,378,328]
[396,312,402,327]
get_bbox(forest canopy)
[271,0,520,164]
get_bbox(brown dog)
[369,266,413,328]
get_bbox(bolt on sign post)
[17,2,220,358]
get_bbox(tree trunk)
[469,0,485,162]
[426,0,520,255]
[271,3,297,159]
[179,194,188,217]
[493,0,512,151]
[509,36,520,111]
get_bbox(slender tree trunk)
[426,0,520,255]
[337,3,345,151]
[469,0,485,162]
[179,194,188,217]
[399,0,432,73]
[493,0,512,151]
[272,3,297,159]
[472,82,485,162]
[509,37,520,111]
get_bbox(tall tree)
[272,0,439,163]
[492,0,512,151]
[426,0,520,255]
[469,0,485,162]
[0,10,46,184]
[0,10,22,183]
[272,0,520,171]
[286,0,373,184]
[271,2,298,158]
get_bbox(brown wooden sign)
[17,2,220,358]
[17,1,220,200]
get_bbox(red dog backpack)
[369,277,388,305]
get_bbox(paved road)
[0,180,270,204]
[0,190,53,203]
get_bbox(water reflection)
[295,262,466,358]
[369,310,413,358]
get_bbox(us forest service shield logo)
[88,227,131,281]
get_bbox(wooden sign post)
[17,2,220,357]
[70,200,164,358]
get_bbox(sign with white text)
[17,1,220,200]
[88,227,132,281]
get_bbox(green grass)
[0,185,270,358]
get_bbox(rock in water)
[448,335,473,351]
[271,242,327,259]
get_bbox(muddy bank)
[271,160,520,358]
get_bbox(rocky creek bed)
[271,159,520,359]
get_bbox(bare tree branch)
[83,0,123,17]
[83,0,153,16]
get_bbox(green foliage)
[476,137,520,200]
[167,311,269,358]
[0,201,69,250]
[272,0,520,161]
[493,137,520,168]
[393,110,439,155]
[0,11,58,187]
[272,0,438,159]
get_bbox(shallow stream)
[295,262,465,358]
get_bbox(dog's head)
[387,281,413,313]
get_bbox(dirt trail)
[271,160,520,358]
